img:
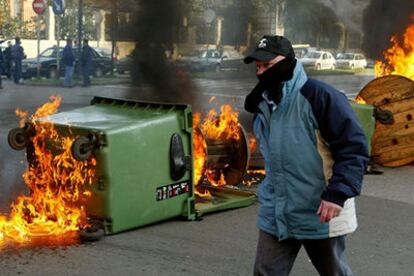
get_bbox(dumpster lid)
[37,96,192,131]
[91,96,191,110]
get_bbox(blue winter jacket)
[247,61,369,240]
[0,49,3,65]
[11,43,24,62]
[62,45,76,67]
[81,45,93,67]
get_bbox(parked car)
[22,46,113,79]
[95,47,111,58]
[116,54,133,74]
[176,49,244,72]
[299,50,336,70]
[292,44,317,59]
[336,53,367,69]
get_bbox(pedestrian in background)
[62,38,75,87]
[11,37,25,84]
[0,47,4,89]
[244,35,368,276]
[81,39,93,87]
[4,41,13,79]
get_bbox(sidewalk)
[0,165,413,275]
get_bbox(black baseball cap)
[244,35,295,64]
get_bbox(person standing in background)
[62,39,76,87]
[0,47,4,89]
[11,37,25,84]
[4,41,13,79]
[81,39,93,87]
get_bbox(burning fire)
[243,169,266,186]
[200,105,241,141]
[193,104,242,195]
[0,96,96,245]
[249,137,257,153]
[375,22,414,80]
[192,114,209,197]
[354,96,367,105]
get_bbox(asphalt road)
[0,74,413,275]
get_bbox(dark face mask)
[257,58,297,103]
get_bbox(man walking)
[4,41,12,79]
[11,37,24,84]
[244,36,369,276]
[62,38,75,87]
[0,47,4,89]
[81,39,93,87]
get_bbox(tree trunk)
[110,0,119,75]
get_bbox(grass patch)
[24,74,131,87]
[189,67,374,79]
[305,68,374,76]
[191,69,253,80]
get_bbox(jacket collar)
[244,61,308,114]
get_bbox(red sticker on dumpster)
[156,182,190,201]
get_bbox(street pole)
[77,0,83,72]
[56,15,60,78]
[36,14,41,78]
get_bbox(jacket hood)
[244,61,308,113]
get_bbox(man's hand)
[317,200,342,223]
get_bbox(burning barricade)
[356,22,414,167]
[193,105,250,197]
[1,96,95,246]
[2,96,257,245]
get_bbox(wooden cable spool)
[357,75,414,167]
[196,125,250,185]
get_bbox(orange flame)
[193,114,207,185]
[243,169,266,186]
[201,105,240,141]
[375,22,414,80]
[193,113,210,198]
[15,109,28,128]
[354,96,367,105]
[0,96,96,245]
[249,137,257,153]
[193,105,241,190]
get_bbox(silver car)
[336,53,367,69]
[299,51,336,71]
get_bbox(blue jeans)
[64,66,74,87]
[14,61,22,84]
[254,230,353,276]
[82,64,91,87]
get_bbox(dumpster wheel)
[8,127,29,151]
[72,136,93,161]
[80,221,105,242]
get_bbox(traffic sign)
[32,0,47,15]
[52,0,65,16]
[203,9,216,24]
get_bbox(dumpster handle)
[170,133,191,181]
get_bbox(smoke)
[318,0,370,34]
[126,1,255,105]
[362,0,414,59]
[128,0,197,104]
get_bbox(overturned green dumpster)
[7,97,256,241]
[350,101,375,154]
